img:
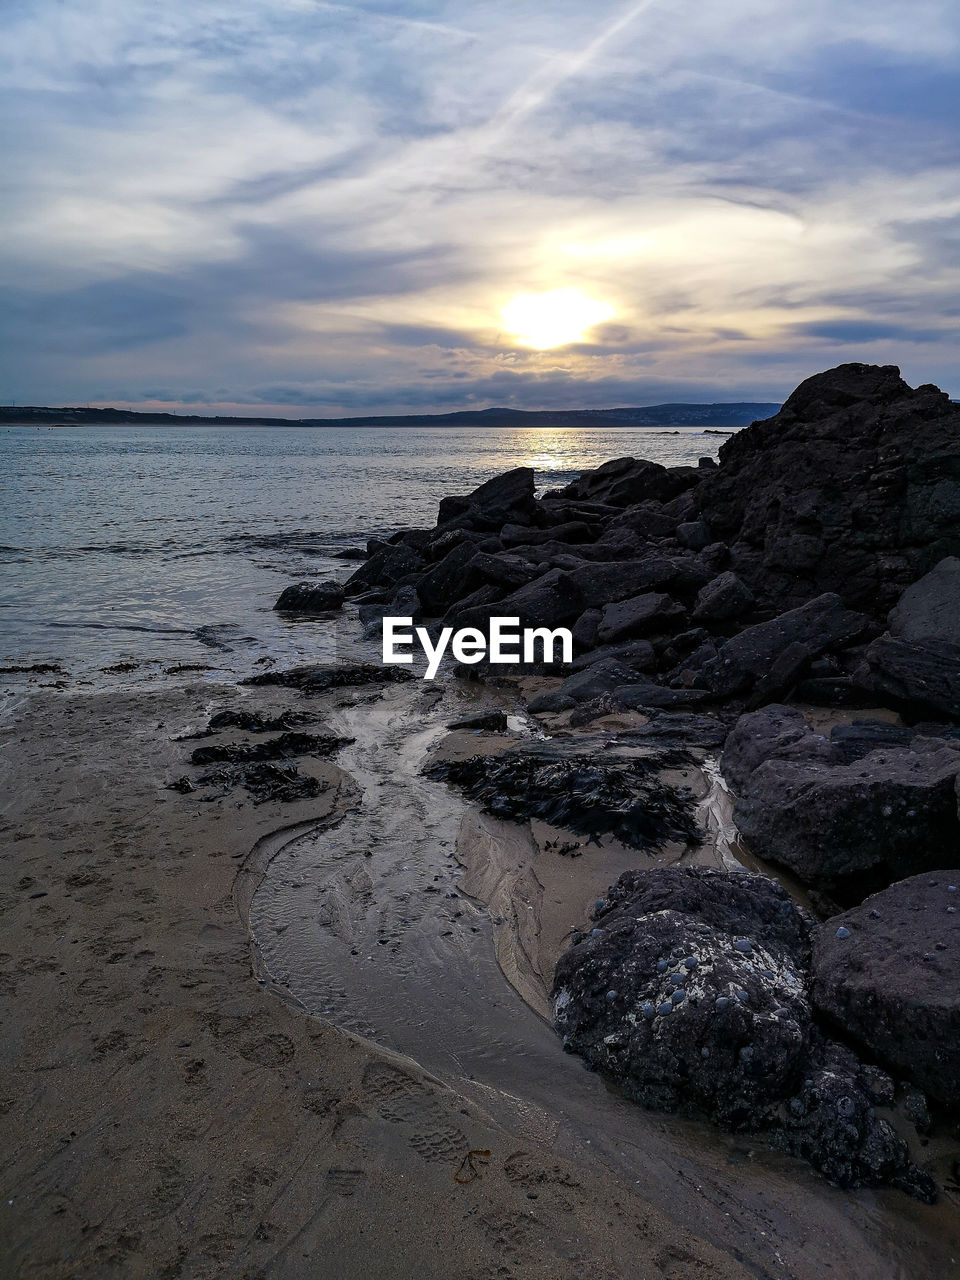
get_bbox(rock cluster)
[554,866,935,1200]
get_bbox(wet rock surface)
[812,872,960,1108]
[273,581,345,613]
[242,662,414,695]
[554,866,936,1200]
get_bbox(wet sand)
[1,679,957,1278]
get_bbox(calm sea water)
[0,423,730,686]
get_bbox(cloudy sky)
[2,0,959,415]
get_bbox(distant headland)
[0,401,782,429]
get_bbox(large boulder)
[812,872,960,1108]
[732,743,960,895]
[344,544,425,594]
[597,592,685,643]
[558,457,702,508]
[864,559,960,720]
[452,567,584,633]
[701,593,868,697]
[436,466,537,530]
[554,866,933,1198]
[692,570,755,623]
[691,365,960,618]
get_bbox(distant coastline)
[0,401,782,430]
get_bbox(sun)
[500,288,615,349]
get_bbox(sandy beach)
[2,671,956,1279]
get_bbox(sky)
[1,0,959,416]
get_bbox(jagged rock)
[568,638,656,672]
[467,551,540,591]
[692,571,755,622]
[888,556,960,644]
[415,540,485,614]
[344,544,425,594]
[528,659,651,713]
[453,568,583,633]
[446,710,509,732]
[721,704,830,790]
[571,608,601,651]
[437,466,537,530]
[701,593,868,697]
[812,872,960,1109]
[358,585,421,636]
[273,581,345,613]
[566,556,681,609]
[677,519,712,550]
[554,866,933,1199]
[501,520,592,547]
[693,364,960,616]
[558,457,702,508]
[597,592,686,644]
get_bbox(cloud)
[1,0,959,410]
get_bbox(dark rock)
[793,676,881,708]
[446,710,509,732]
[425,742,701,852]
[702,593,869,697]
[571,608,602,651]
[437,466,536,531]
[415,540,485,614]
[501,521,592,547]
[692,571,755,622]
[864,560,960,720]
[612,678,709,712]
[344,544,425,594]
[743,641,813,709]
[613,501,680,539]
[554,866,933,1198]
[733,743,960,896]
[568,638,656,673]
[677,519,712,550]
[812,872,960,1108]
[453,568,583,633]
[528,659,647,713]
[358,585,421,636]
[273,581,345,613]
[720,705,829,791]
[566,557,679,607]
[693,364,960,617]
[558,457,702,508]
[597,592,686,644]
[467,551,541,591]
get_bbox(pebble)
[657,1002,673,1017]
[736,988,750,1004]
[671,989,685,1004]
[683,956,698,969]
[605,990,618,1002]
[836,926,851,939]
[715,996,732,1011]
[669,973,685,987]
[733,939,752,954]
[641,1001,656,1019]
[837,1096,857,1119]
[657,959,669,972]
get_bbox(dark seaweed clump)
[190,730,352,765]
[241,663,414,695]
[170,761,329,804]
[425,749,701,851]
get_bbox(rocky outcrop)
[553,866,935,1199]
[274,581,344,613]
[812,872,960,1109]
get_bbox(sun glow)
[500,288,615,349]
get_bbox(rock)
[558,458,702,508]
[693,364,960,617]
[453,568,584,633]
[863,560,960,720]
[888,556,960,644]
[527,659,647,713]
[446,710,509,732]
[437,466,536,530]
[692,571,755,622]
[358,585,421,635]
[501,520,592,547]
[571,608,602,651]
[566,556,680,607]
[677,519,712,550]
[597,592,685,644]
[864,634,960,721]
[721,705,829,790]
[415,540,485,614]
[743,640,813,708]
[812,872,960,1108]
[273,581,345,613]
[612,678,709,712]
[344,544,425,593]
[701,593,869,697]
[733,744,960,896]
[553,866,933,1199]
[467,551,541,591]
[568,638,656,673]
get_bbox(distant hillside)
[0,401,782,429]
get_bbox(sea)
[0,422,733,686]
